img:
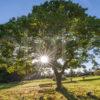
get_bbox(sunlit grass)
[0,76,100,100]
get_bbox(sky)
[0,0,100,69]
[0,0,100,24]
[73,0,100,18]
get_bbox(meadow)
[0,76,100,100]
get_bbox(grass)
[0,76,100,100]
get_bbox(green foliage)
[0,40,14,58]
[0,67,22,83]
[7,66,15,74]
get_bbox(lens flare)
[40,55,49,64]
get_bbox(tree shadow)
[89,95,100,100]
[80,77,100,82]
[57,86,100,100]
[63,81,77,84]
[57,86,78,100]
[0,82,25,90]
[77,95,100,100]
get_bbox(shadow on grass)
[57,86,100,100]
[63,81,77,84]
[57,86,78,100]
[80,77,100,82]
[0,81,26,90]
[77,95,100,100]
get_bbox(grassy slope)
[0,76,100,100]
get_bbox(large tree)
[29,0,100,90]
[0,0,100,89]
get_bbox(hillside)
[0,76,100,100]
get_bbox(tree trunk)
[55,72,63,90]
[52,66,63,91]
[70,77,73,82]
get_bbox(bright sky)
[0,0,100,69]
[73,0,100,18]
[0,0,100,24]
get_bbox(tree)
[28,0,100,90]
[0,0,100,90]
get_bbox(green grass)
[0,76,100,100]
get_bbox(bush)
[0,67,22,83]
[0,67,9,83]
[94,70,100,75]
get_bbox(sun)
[40,55,49,64]
[32,47,56,67]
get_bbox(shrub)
[94,70,100,75]
[0,67,22,83]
